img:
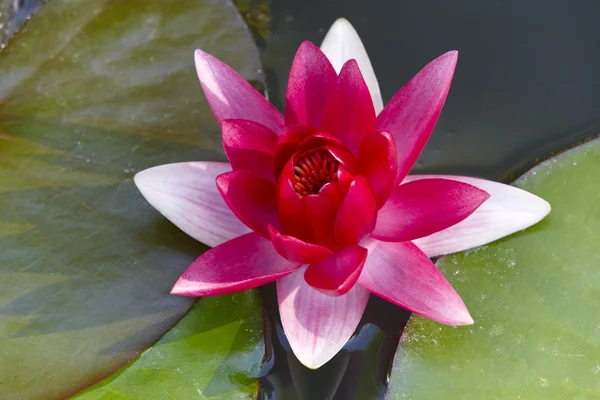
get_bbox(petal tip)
[193,48,210,66]
[534,198,552,224]
[541,198,552,215]
[293,349,336,370]
[450,304,474,326]
[300,358,329,370]
[526,192,552,222]
[432,306,474,326]
[342,58,360,70]
[170,278,191,296]
[441,50,459,65]
[133,167,158,195]
[328,17,354,33]
[456,312,474,326]
[132,169,147,189]
[298,40,320,52]
[433,50,459,72]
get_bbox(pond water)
[259,0,600,398]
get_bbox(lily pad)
[0,0,265,398]
[73,292,264,400]
[389,138,600,399]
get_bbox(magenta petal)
[378,51,458,183]
[373,178,490,242]
[358,130,398,208]
[273,124,317,179]
[277,267,370,369]
[295,132,345,154]
[321,59,377,155]
[285,41,337,129]
[334,176,377,245]
[134,162,250,247]
[304,246,368,296]
[359,240,473,325]
[268,224,332,264]
[302,194,338,249]
[336,165,354,196]
[325,146,359,175]
[195,49,284,133]
[172,233,300,296]
[222,119,278,181]
[276,174,313,241]
[318,182,343,207]
[216,170,280,237]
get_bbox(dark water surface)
[259,0,600,398]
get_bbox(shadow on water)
[258,0,600,398]
[258,284,410,400]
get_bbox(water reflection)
[259,284,409,399]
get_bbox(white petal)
[134,162,250,247]
[406,175,551,257]
[277,267,369,369]
[320,18,384,114]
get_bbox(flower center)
[293,150,339,197]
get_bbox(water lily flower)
[134,18,550,369]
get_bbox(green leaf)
[73,292,264,400]
[389,138,600,399]
[233,0,271,40]
[0,0,265,399]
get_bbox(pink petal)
[273,124,317,179]
[334,176,377,245]
[277,267,370,369]
[295,132,346,154]
[268,224,332,264]
[336,165,354,196]
[171,233,300,296]
[195,49,284,133]
[320,18,384,114]
[285,41,337,129]
[318,182,343,207]
[302,194,338,249]
[321,59,377,155]
[222,119,277,181]
[304,246,368,296]
[134,162,249,247]
[276,174,313,241]
[216,170,280,237]
[406,175,552,257]
[378,51,458,183]
[359,240,473,325]
[326,146,359,175]
[358,130,398,208]
[372,178,490,242]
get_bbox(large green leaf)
[0,0,265,399]
[73,292,263,400]
[389,138,600,399]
